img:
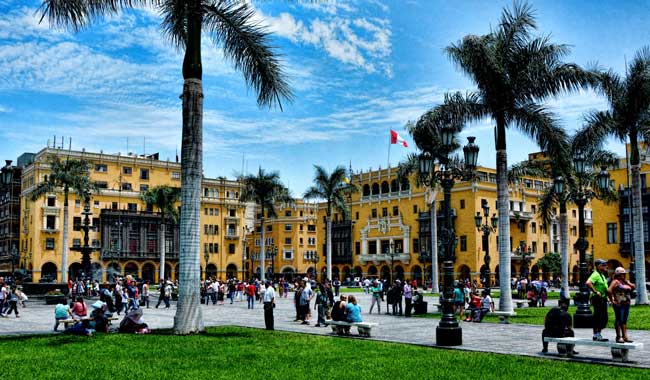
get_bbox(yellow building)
[20,147,250,283]
[17,145,643,286]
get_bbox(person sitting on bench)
[331,295,348,321]
[345,295,362,323]
[542,298,577,354]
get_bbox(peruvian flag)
[390,129,408,147]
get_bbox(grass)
[418,305,650,330]
[0,326,646,379]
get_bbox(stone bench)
[515,300,526,308]
[326,320,378,337]
[61,316,119,330]
[543,337,644,362]
[462,310,515,323]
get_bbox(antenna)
[143,136,146,157]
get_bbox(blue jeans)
[247,295,254,309]
[613,304,630,325]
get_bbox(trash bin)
[414,301,428,315]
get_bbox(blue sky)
[0,0,648,195]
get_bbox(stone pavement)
[1,292,647,368]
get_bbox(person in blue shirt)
[345,295,362,322]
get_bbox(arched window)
[362,184,370,196]
[401,178,410,191]
[381,181,390,194]
[390,179,398,193]
[371,183,380,195]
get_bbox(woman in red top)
[70,296,88,320]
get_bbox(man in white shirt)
[263,281,275,330]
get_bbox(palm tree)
[239,167,293,283]
[39,0,292,333]
[141,185,181,283]
[30,156,93,284]
[573,47,650,304]
[303,165,357,281]
[438,2,596,312]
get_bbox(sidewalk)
[1,292,647,368]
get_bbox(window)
[229,209,236,217]
[531,222,536,233]
[283,250,293,260]
[532,241,537,253]
[123,167,132,175]
[299,237,304,245]
[299,224,303,231]
[229,243,236,254]
[392,206,399,216]
[94,181,108,189]
[92,218,100,230]
[543,242,548,253]
[381,240,390,253]
[518,222,526,233]
[139,184,149,192]
[284,237,292,245]
[111,202,118,210]
[47,197,56,207]
[285,210,292,217]
[308,237,316,245]
[171,171,181,180]
[355,212,359,220]
[95,164,107,172]
[285,224,292,231]
[371,209,377,218]
[355,241,360,255]
[204,208,208,216]
[382,207,388,217]
[46,215,56,230]
[413,238,419,253]
[413,205,418,214]
[140,168,149,180]
[266,225,272,232]
[73,217,81,231]
[122,183,133,191]
[204,243,209,253]
[460,199,465,209]
[368,241,377,254]
[72,238,81,247]
[214,243,219,254]
[94,200,100,208]
[255,239,260,247]
[307,225,316,232]
[266,237,274,245]
[460,235,467,251]
[45,238,55,250]
[92,239,100,248]
[127,203,137,212]
[531,205,536,214]
[572,210,577,218]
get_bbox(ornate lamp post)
[554,155,610,328]
[266,246,278,281]
[305,251,319,280]
[418,130,479,347]
[10,245,19,280]
[204,249,210,281]
[474,199,498,288]
[70,191,97,280]
[387,241,396,284]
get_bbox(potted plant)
[44,289,66,305]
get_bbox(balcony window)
[45,238,55,250]
[368,241,377,255]
[140,169,149,180]
[47,197,56,207]
[46,215,56,230]
[122,183,133,191]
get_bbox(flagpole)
[387,132,392,170]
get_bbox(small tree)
[141,185,180,283]
[535,253,561,279]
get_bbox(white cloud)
[0,104,10,113]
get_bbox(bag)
[263,303,273,311]
[615,292,631,304]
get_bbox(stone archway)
[142,262,156,283]
[206,264,217,279]
[354,266,363,279]
[394,265,404,281]
[41,262,58,281]
[380,265,390,280]
[332,266,340,280]
[226,264,238,280]
[368,265,378,276]
[458,264,470,281]
[412,265,422,286]
[124,262,138,278]
[68,263,83,280]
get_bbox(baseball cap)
[594,259,607,266]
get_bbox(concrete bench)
[543,337,644,362]
[515,300,526,308]
[61,316,119,330]
[326,320,378,337]
[431,303,443,312]
[462,310,515,323]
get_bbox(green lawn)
[0,326,646,379]
[419,305,650,330]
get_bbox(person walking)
[246,281,256,309]
[263,281,275,330]
[608,267,635,343]
[403,280,413,317]
[142,281,150,308]
[586,259,611,341]
[4,286,20,318]
[314,283,328,327]
[368,280,382,314]
[299,281,313,325]
[333,279,341,297]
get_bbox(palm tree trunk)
[260,215,266,283]
[559,205,569,297]
[630,164,648,304]
[326,216,333,281]
[430,195,439,293]
[61,189,69,283]
[173,77,205,334]
[159,222,166,283]
[497,149,514,313]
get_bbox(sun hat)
[614,267,626,275]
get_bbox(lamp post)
[516,243,530,279]
[554,156,610,328]
[305,251,319,280]
[204,250,210,281]
[70,191,96,281]
[387,241,396,284]
[418,130,479,346]
[10,245,19,280]
[474,199,498,289]
[266,246,278,281]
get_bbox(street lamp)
[554,160,610,328]
[305,251,319,280]
[474,199,497,288]
[10,245,19,281]
[418,134,479,346]
[204,250,210,281]
[266,246,278,281]
[386,241,396,284]
[70,191,97,281]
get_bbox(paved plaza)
[0,291,647,368]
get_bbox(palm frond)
[507,159,549,183]
[203,1,293,109]
[38,0,155,31]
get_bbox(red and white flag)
[390,129,408,147]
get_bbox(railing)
[101,251,180,260]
